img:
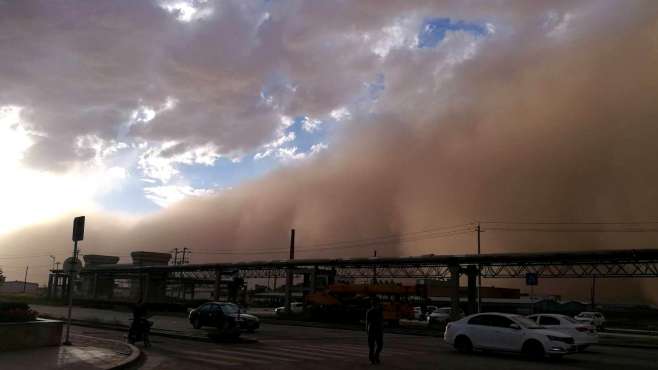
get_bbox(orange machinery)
[305,283,415,325]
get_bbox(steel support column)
[449,264,461,320]
[214,268,222,300]
[466,265,478,315]
[47,274,54,299]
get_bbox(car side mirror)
[509,323,521,330]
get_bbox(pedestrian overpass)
[49,249,658,317]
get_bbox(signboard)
[63,257,82,275]
[525,272,538,286]
[72,216,85,242]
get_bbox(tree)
[0,268,5,285]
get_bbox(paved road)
[71,323,658,370]
[33,304,658,348]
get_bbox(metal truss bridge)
[83,248,658,280]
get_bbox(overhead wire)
[480,220,658,233]
[481,220,658,226]
[192,223,475,256]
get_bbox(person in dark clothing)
[132,300,148,324]
[366,297,384,364]
[129,300,152,346]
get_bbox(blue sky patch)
[418,18,486,48]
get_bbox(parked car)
[188,302,242,337]
[574,312,606,329]
[528,313,598,351]
[274,302,304,315]
[413,306,423,320]
[444,312,577,359]
[426,305,439,314]
[413,305,439,321]
[428,307,463,326]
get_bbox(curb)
[604,328,658,337]
[69,319,214,343]
[71,334,142,370]
[109,342,141,370]
[595,342,658,350]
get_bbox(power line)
[0,264,51,270]
[193,223,474,255]
[0,254,54,260]
[297,223,474,249]
[483,227,658,233]
[193,227,473,256]
[481,220,658,226]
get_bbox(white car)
[574,312,606,329]
[528,314,598,351]
[274,302,304,315]
[428,307,462,325]
[444,312,577,358]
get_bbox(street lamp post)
[477,223,482,313]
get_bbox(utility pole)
[285,229,295,312]
[171,248,180,298]
[181,247,190,264]
[23,265,29,293]
[372,250,377,284]
[477,223,482,313]
[172,248,180,265]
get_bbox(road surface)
[70,323,658,370]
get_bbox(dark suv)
[189,302,241,336]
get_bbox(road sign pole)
[64,216,84,346]
[63,240,78,345]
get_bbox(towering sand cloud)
[1,1,657,301]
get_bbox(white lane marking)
[329,344,424,356]
[210,347,297,362]
[164,348,241,366]
[268,346,346,359]
[235,346,328,361]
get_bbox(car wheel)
[192,317,202,329]
[522,340,545,359]
[454,335,473,354]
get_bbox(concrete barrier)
[0,319,63,351]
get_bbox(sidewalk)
[0,333,139,370]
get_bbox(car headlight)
[547,335,573,344]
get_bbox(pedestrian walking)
[366,297,384,364]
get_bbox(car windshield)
[512,315,543,329]
[438,308,451,313]
[221,303,240,315]
[580,313,593,318]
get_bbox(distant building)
[0,280,39,294]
